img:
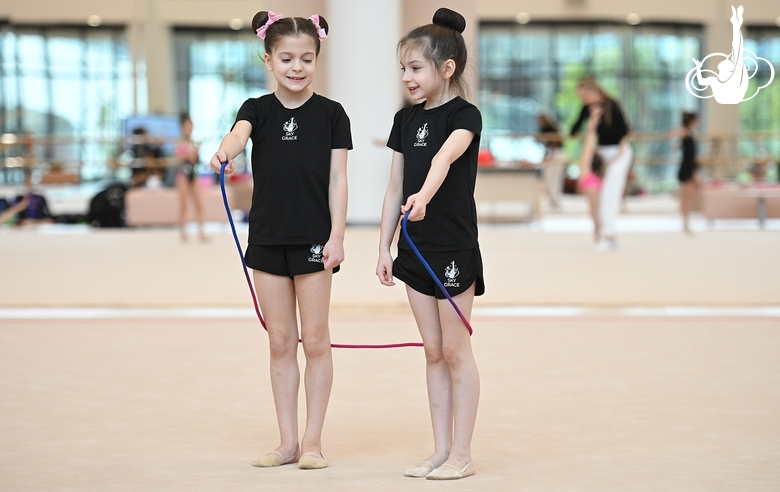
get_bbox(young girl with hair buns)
[210,11,352,471]
[377,8,483,481]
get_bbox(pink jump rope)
[219,162,472,349]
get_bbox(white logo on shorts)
[308,244,323,263]
[443,261,460,288]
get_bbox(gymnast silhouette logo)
[282,117,298,140]
[414,123,429,147]
[685,5,775,104]
[443,261,460,288]
[308,244,323,263]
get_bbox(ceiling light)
[229,18,244,30]
[626,13,641,25]
[87,15,102,27]
[515,12,531,25]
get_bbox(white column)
[704,1,740,136]
[326,0,402,224]
[143,0,175,113]
[703,0,741,179]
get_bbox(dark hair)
[398,8,469,98]
[252,11,329,56]
[577,76,617,127]
[682,112,698,128]
[179,112,191,125]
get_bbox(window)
[173,28,267,169]
[479,22,703,192]
[480,22,702,134]
[0,24,144,180]
[741,27,780,162]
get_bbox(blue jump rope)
[219,162,472,349]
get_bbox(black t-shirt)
[570,100,629,146]
[234,93,352,245]
[387,97,482,252]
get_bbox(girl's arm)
[209,120,252,175]
[322,148,348,270]
[376,151,405,286]
[402,129,475,222]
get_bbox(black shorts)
[677,165,697,183]
[245,244,340,278]
[393,248,485,299]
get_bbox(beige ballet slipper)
[252,448,299,468]
[426,460,475,480]
[404,461,436,478]
[298,452,328,470]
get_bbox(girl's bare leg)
[436,283,478,470]
[681,181,693,234]
[187,181,207,241]
[175,173,188,242]
[585,187,601,241]
[407,286,452,468]
[294,269,334,457]
[254,270,301,460]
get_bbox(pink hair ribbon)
[256,11,283,40]
[309,15,327,40]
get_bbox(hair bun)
[432,8,466,33]
[313,14,329,35]
[252,11,270,32]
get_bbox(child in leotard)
[376,8,483,481]
[175,113,206,242]
[674,112,700,234]
[209,11,351,471]
[578,105,603,242]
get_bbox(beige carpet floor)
[1,316,779,491]
[1,227,778,490]
[1,227,778,308]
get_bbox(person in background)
[537,113,567,210]
[577,106,604,242]
[175,113,206,242]
[13,170,54,226]
[570,76,631,252]
[0,196,30,225]
[672,112,701,234]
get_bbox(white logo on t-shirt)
[308,244,324,263]
[414,123,428,147]
[443,261,460,288]
[282,117,298,141]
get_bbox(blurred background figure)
[537,113,567,210]
[672,112,702,234]
[12,169,54,226]
[571,77,631,252]
[0,195,29,225]
[174,113,206,242]
[577,106,604,242]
